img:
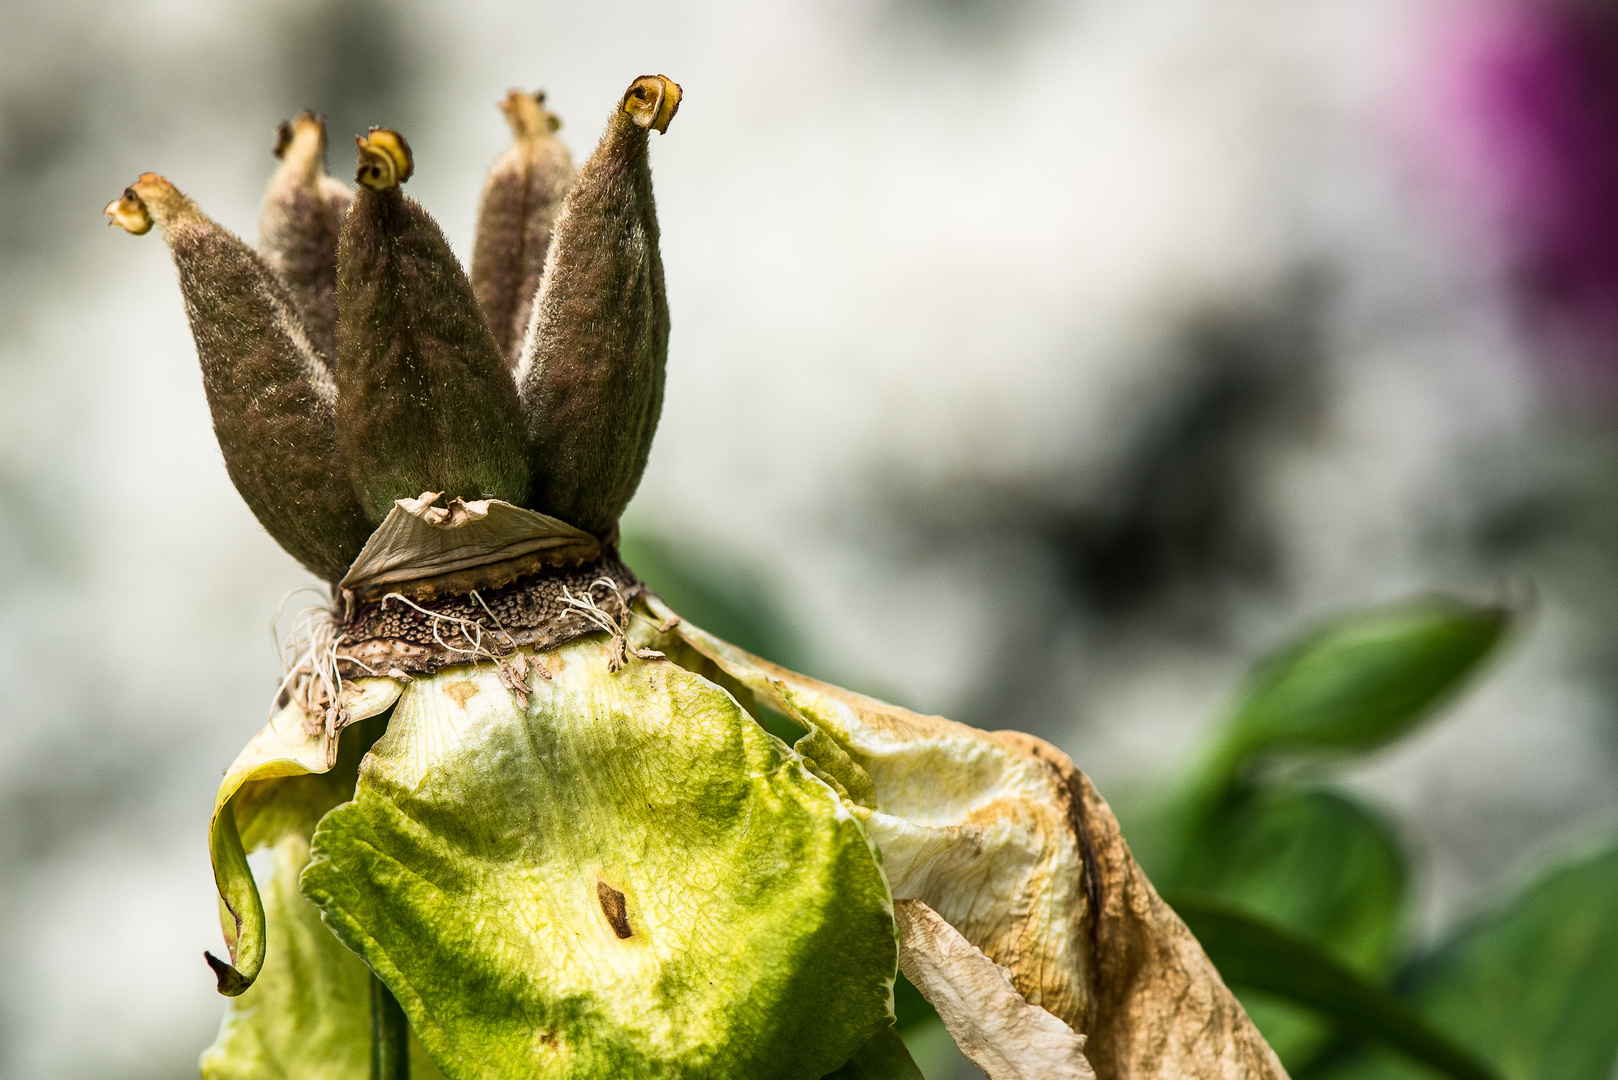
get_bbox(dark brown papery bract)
[106,75,681,567]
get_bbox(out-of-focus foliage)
[1134,596,1618,1080]
[1216,600,1508,763]
[1169,897,1495,1080]
[1319,843,1618,1080]
[1136,598,1506,1071]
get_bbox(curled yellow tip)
[106,173,194,233]
[105,186,153,234]
[622,75,681,134]
[355,128,413,191]
[500,89,561,138]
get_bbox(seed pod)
[336,129,530,524]
[471,90,575,367]
[518,75,680,538]
[104,174,373,582]
[258,112,353,369]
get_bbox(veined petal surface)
[301,634,897,1080]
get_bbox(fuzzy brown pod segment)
[259,112,353,369]
[471,90,576,367]
[518,75,681,538]
[336,129,530,524]
[104,174,372,581]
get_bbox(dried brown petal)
[518,75,680,537]
[258,111,353,368]
[336,129,530,524]
[895,898,1094,1080]
[105,173,373,581]
[471,90,576,366]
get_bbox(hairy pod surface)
[105,174,372,581]
[519,75,680,537]
[258,112,353,370]
[471,90,576,367]
[337,130,530,524]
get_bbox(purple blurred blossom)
[1424,0,1618,393]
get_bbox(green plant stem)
[371,973,409,1080]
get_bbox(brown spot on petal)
[444,680,479,708]
[597,880,632,938]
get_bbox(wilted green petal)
[201,833,448,1080]
[634,599,1089,1025]
[207,678,402,995]
[639,598,1285,1080]
[301,635,897,1080]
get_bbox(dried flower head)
[109,74,1284,1080]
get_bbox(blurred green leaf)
[1316,841,1618,1080]
[1168,895,1501,1080]
[1167,788,1407,1065]
[822,1026,926,1079]
[1219,597,1506,765]
[1173,789,1405,972]
[618,532,807,671]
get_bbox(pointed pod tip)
[622,75,681,134]
[204,950,252,997]
[273,110,326,160]
[501,88,562,137]
[355,127,414,190]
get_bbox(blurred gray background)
[3,0,1617,1076]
